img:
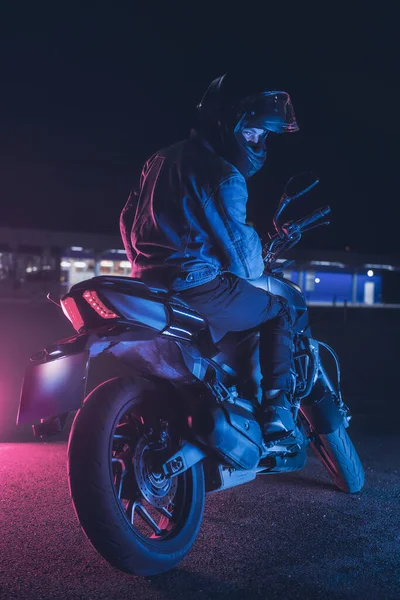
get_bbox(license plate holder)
[17,351,89,425]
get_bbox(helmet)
[196,72,299,178]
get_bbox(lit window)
[305,272,315,291]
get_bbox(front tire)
[310,424,364,493]
[67,377,205,576]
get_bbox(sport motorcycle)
[17,175,364,576]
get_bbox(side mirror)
[284,172,320,202]
[273,172,319,236]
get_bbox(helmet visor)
[240,91,299,133]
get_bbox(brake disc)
[133,434,178,509]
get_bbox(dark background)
[0,3,399,253]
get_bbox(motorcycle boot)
[260,389,296,440]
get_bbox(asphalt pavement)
[0,418,399,600]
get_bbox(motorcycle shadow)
[261,470,337,492]
[142,561,345,600]
[144,570,259,598]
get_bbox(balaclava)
[196,71,299,179]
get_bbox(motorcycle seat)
[85,275,189,308]
[75,276,191,307]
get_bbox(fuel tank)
[249,274,308,332]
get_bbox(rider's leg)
[258,304,297,439]
[217,330,262,404]
[176,274,296,437]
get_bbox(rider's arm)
[119,189,139,265]
[119,153,159,266]
[204,174,264,280]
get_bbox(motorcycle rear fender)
[17,348,90,426]
[17,325,159,426]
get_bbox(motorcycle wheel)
[67,376,205,576]
[309,424,365,493]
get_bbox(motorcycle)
[17,175,364,576]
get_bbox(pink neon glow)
[61,297,85,332]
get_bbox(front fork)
[295,335,351,433]
[292,335,319,421]
[317,363,351,426]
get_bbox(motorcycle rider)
[120,71,300,439]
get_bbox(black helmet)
[196,72,299,178]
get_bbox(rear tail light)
[83,290,119,319]
[61,297,85,332]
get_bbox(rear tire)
[310,424,364,493]
[67,376,205,575]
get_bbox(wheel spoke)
[113,434,131,442]
[156,506,173,519]
[125,500,134,521]
[130,501,138,525]
[135,503,162,536]
[112,457,127,499]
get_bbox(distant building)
[1,226,399,305]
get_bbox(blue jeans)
[176,273,294,401]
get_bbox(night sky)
[1,3,399,254]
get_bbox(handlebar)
[296,205,331,231]
[264,202,332,267]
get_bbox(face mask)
[231,129,267,179]
[218,124,267,179]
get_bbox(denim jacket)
[120,130,264,291]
